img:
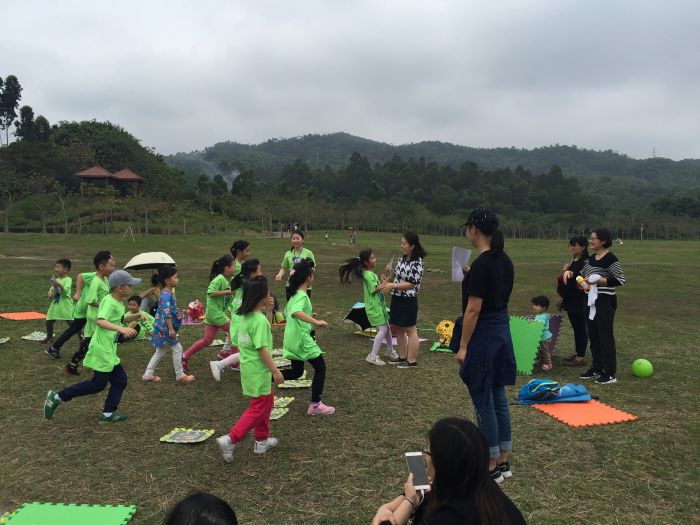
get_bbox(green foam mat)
[5,502,136,525]
[509,316,544,375]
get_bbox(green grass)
[1,232,698,524]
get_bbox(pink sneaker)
[307,401,335,416]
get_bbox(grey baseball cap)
[109,269,142,288]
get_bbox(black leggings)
[52,317,87,350]
[282,356,326,403]
[566,310,589,358]
[46,320,72,341]
[69,337,91,367]
[587,295,617,374]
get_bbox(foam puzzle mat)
[509,316,544,375]
[160,428,214,444]
[4,502,136,525]
[0,312,47,321]
[532,400,638,427]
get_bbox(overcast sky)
[4,1,699,160]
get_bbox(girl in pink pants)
[182,255,236,372]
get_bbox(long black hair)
[231,258,260,292]
[230,240,250,259]
[465,208,504,255]
[157,265,178,288]
[569,235,588,258]
[163,491,238,525]
[288,258,315,296]
[289,230,305,251]
[237,276,269,316]
[210,255,234,281]
[339,249,372,285]
[403,232,427,261]
[426,418,508,524]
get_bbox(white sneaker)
[387,351,400,361]
[216,435,235,463]
[365,354,386,366]
[254,437,279,454]
[209,361,222,382]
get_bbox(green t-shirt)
[84,294,125,373]
[283,290,322,361]
[227,262,243,313]
[281,248,315,286]
[84,275,110,338]
[363,271,389,326]
[46,276,74,321]
[237,311,273,397]
[228,287,244,346]
[205,274,231,326]
[73,271,96,319]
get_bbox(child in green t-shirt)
[282,259,335,416]
[64,251,116,375]
[182,255,237,372]
[210,258,263,381]
[339,248,397,366]
[45,259,74,343]
[216,276,284,463]
[218,240,251,360]
[44,269,148,424]
[274,230,316,301]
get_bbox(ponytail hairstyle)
[157,265,178,288]
[237,276,269,316]
[210,255,234,281]
[403,232,427,261]
[465,207,504,255]
[288,258,315,296]
[231,258,261,292]
[290,230,305,251]
[339,249,372,285]
[230,240,250,260]
[426,418,509,524]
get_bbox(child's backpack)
[518,379,592,405]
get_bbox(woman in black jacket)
[371,418,525,525]
[560,235,589,367]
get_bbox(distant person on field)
[44,258,74,344]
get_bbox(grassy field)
[1,232,698,524]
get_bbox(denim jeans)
[473,385,512,459]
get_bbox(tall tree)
[0,165,24,233]
[0,75,23,146]
[34,115,51,141]
[13,105,35,141]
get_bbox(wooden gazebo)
[75,165,144,195]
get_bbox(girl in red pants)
[216,276,284,462]
[182,255,236,372]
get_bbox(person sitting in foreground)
[164,491,238,525]
[372,418,526,525]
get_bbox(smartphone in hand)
[405,452,431,490]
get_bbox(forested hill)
[166,132,700,187]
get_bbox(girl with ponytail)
[456,208,516,484]
[210,259,263,381]
[182,255,236,372]
[143,266,195,383]
[339,249,397,365]
[282,259,335,415]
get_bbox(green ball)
[632,358,654,378]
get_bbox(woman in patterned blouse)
[377,232,427,368]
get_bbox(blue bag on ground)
[518,379,591,405]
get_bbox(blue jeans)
[57,364,127,413]
[473,385,512,459]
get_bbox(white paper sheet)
[451,247,472,282]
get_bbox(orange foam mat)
[0,312,47,321]
[532,400,637,427]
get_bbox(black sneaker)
[387,356,404,365]
[497,461,512,479]
[397,361,417,369]
[63,364,79,376]
[595,373,617,385]
[579,368,600,380]
[489,467,505,484]
[45,346,60,360]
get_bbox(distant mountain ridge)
[166,132,700,187]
